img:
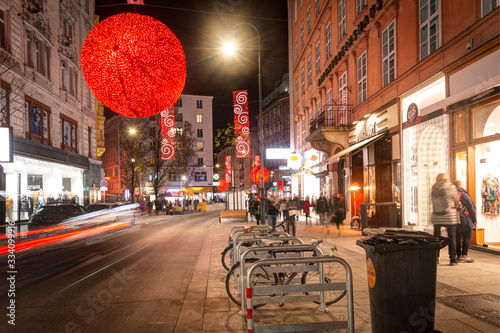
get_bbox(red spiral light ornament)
[81,13,186,118]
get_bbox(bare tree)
[0,49,26,124]
[119,118,146,202]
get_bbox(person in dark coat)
[453,180,477,263]
[253,196,261,225]
[316,194,328,227]
[332,193,346,234]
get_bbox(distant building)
[1,0,98,222]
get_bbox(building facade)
[1,0,98,222]
[289,0,499,243]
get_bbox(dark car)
[29,203,89,226]
[86,203,119,212]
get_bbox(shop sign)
[355,114,378,142]
[0,127,13,163]
[27,185,41,191]
[407,103,418,125]
[284,186,291,192]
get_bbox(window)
[301,69,305,96]
[0,9,6,50]
[1,83,9,126]
[175,98,182,107]
[325,22,331,60]
[307,57,312,86]
[315,41,321,74]
[295,37,298,61]
[382,21,396,86]
[338,0,346,41]
[301,117,306,144]
[483,0,499,16]
[296,122,300,148]
[197,128,203,137]
[195,172,207,182]
[61,116,77,152]
[300,23,304,48]
[197,157,204,166]
[420,0,440,60]
[197,142,203,151]
[25,99,50,144]
[61,17,74,46]
[196,100,203,108]
[315,0,320,17]
[307,7,311,35]
[316,99,322,117]
[197,114,203,123]
[356,0,366,16]
[295,80,299,104]
[88,127,91,157]
[26,31,50,77]
[61,61,78,96]
[176,112,183,122]
[308,109,313,127]
[357,51,367,104]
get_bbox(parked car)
[29,203,89,226]
[86,203,119,212]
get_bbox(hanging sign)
[225,155,232,185]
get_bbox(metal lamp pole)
[117,118,124,202]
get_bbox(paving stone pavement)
[164,212,499,333]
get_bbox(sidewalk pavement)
[137,212,500,333]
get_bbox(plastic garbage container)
[356,228,448,333]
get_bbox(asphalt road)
[0,211,217,333]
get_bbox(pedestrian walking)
[265,195,280,228]
[332,193,346,235]
[316,194,328,227]
[280,198,289,221]
[194,198,199,211]
[287,195,301,222]
[254,196,261,225]
[303,196,314,225]
[431,173,460,266]
[453,180,477,263]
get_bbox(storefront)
[402,47,499,243]
[3,155,86,222]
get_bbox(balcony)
[306,105,351,154]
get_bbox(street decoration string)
[233,90,250,158]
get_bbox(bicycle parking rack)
[234,236,304,264]
[246,256,354,333]
[238,244,327,315]
[228,225,272,242]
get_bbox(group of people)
[248,193,346,236]
[431,173,477,266]
[139,197,201,215]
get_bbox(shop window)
[62,178,72,192]
[473,101,500,140]
[61,116,77,153]
[25,99,50,144]
[454,110,466,143]
[392,161,401,205]
[419,0,440,60]
[455,151,467,187]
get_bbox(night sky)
[94,0,289,133]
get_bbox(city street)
[1,211,499,332]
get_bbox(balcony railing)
[309,104,352,133]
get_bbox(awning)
[312,132,386,168]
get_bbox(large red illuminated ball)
[81,13,186,118]
[217,179,230,192]
[250,166,269,183]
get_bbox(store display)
[481,175,500,214]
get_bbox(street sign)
[100,180,107,187]
[100,186,108,191]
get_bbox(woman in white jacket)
[431,173,459,265]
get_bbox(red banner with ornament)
[225,155,232,185]
[233,90,250,158]
[160,107,176,160]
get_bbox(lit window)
[197,114,203,123]
[197,142,203,151]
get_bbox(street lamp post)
[224,22,265,222]
[117,117,135,202]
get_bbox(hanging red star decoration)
[81,13,186,118]
[250,166,269,184]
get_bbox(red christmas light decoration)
[250,166,269,184]
[217,179,230,192]
[81,13,186,118]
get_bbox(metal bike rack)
[238,244,326,315]
[228,225,272,242]
[246,256,354,333]
[234,236,304,264]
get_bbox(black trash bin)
[356,228,448,333]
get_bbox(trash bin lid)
[357,227,448,253]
